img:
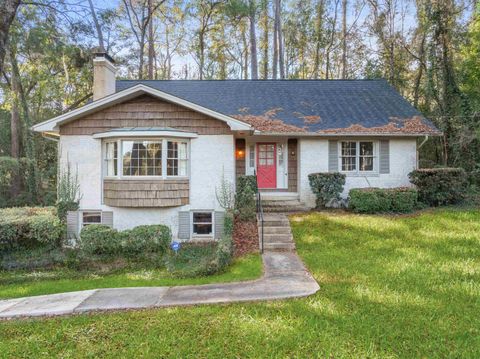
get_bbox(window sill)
[342,172,380,178]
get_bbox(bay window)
[340,141,376,173]
[104,139,189,178]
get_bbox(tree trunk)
[276,0,285,79]
[10,48,38,202]
[199,31,205,80]
[341,0,347,79]
[147,0,154,79]
[313,0,325,78]
[272,0,278,79]
[87,0,105,51]
[249,0,258,79]
[260,0,268,79]
[0,0,20,74]
[413,33,426,108]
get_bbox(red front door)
[257,143,277,188]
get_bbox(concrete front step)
[263,242,296,251]
[263,234,293,243]
[260,193,299,201]
[263,206,310,213]
[263,226,291,235]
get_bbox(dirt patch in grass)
[233,219,259,257]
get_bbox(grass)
[0,253,262,299]
[1,207,479,358]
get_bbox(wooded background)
[0,0,479,207]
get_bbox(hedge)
[408,168,467,206]
[308,172,346,208]
[349,187,418,214]
[0,207,63,251]
[79,224,171,257]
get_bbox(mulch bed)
[233,218,259,257]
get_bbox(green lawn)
[1,208,479,358]
[0,254,262,299]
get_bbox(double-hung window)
[340,141,376,173]
[167,141,188,176]
[105,141,118,176]
[104,139,188,178]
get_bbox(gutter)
[253,131,442,138]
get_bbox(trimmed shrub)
[235,175,257,221]
[0,207,63,251]
[308,172,346,208]
[349,187,418,214]
[79,224,120,255]
[119,225,171,256]
[80,224,172,257]
[408,168,467,206]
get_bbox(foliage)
[118,225,171,257]
[0,207,63,251]
[348,187,418,214]
[56,161,81,221]
[166,214,234,278]
[79,224,172,257]
[408,168,468,206]
[235,175,257,221]
[0,157,44,208]
[79,224,120,255]
[237,175,258,194]
[215,169,235,211]
[308,172,346,208]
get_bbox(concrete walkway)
[0,251,319,320]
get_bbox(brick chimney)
[93,52,116,101]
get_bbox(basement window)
[82,212,102,227]
[192,212,213,236]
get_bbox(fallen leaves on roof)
[317,116,441,135]
[232,108,307,133]
[293,111,322,124]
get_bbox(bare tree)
[248,0,258,79]
[122,0,165,79]
[87,0,105,51]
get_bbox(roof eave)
[253,131,443,137]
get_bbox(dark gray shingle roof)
[116,79,438,134]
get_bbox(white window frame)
[339,140,378,174]
[81,211,103,228]
[103,138,190,180]
[191,211,214,238]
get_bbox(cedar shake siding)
[288,139,298,192]
[235,138,246,179]
[103,178,189,207]
[60,95,232,135]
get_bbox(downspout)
[416,135,429,169]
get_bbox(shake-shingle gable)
[116,79,441,135]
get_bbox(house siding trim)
[103,178,189,207]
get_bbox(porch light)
[236,149,245,159]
